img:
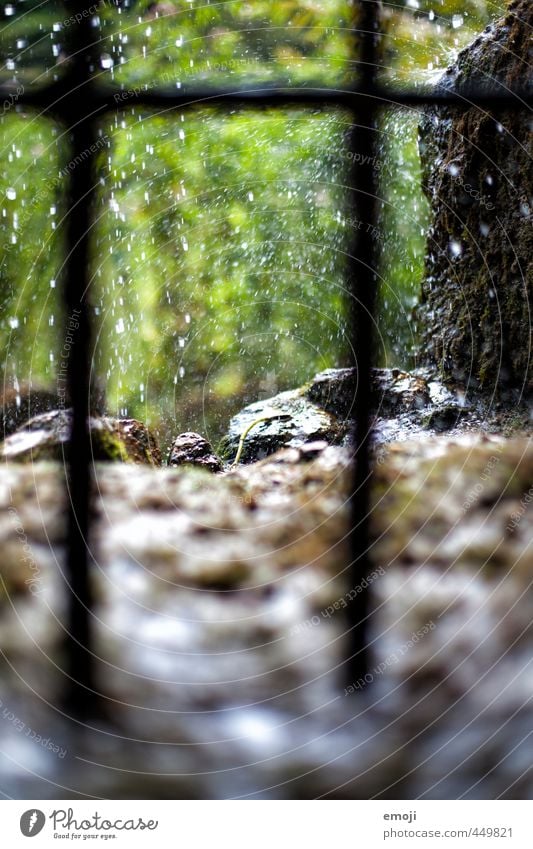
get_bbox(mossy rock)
[1,410,161,466]
[418,0,533,398]
[421,404,468,432]
[307,367,432,418]
[109,418,162,466]
[219,388,346,464]
[219,367,465,464]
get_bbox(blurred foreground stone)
[0,434,531,798]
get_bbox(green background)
[0,0,505,451]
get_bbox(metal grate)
[2,0,530,715]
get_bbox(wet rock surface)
[219,388,345,464]
[1,410,161,466]
[307,366,433,417]
[112,417,162,466]
[418,0,533,396]
[168,431,222,472]
[221,367,489,463]
[0,432,532,798]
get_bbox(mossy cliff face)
[418,0,532,398]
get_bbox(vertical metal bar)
[345,0,381,685]
[62,5,97,714]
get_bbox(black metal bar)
[105,85,533,111]
[62,3,97,715]
[4,82,531,115]
[343,0,381,685]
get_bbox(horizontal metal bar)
[3,81,531,116]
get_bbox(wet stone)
[422,404,469,432]
[0,435,532,798]
[221,367,473,464]
[418,0,533,396]
[0,410,161,466]
[306,367,433,418]
[218,390,345,465]
[168,432,223,473]
[0,384,58,439]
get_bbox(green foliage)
[93,107,351,446]
[0,115,66,380]
[0,0,65,84]
[98,0,352,88]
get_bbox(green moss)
[91,428,130,463]
[216,435,233,463]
